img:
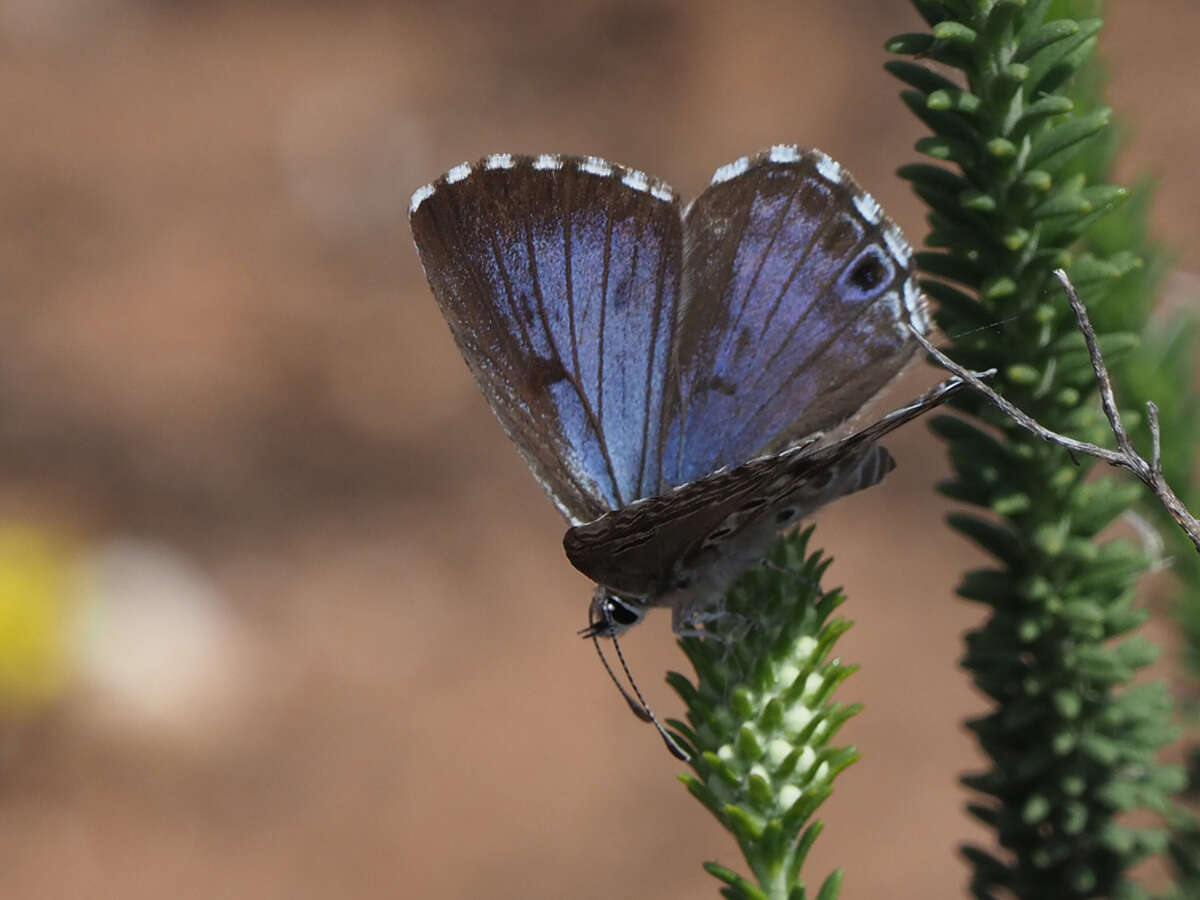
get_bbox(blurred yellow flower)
[0,527,70,714]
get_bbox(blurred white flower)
[69,538,249,745]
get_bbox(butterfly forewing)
[411,155,683,523]
[660,147,930,487]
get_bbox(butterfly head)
[579,585,692,761]
[580,587,647,639]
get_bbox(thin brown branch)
[1053,270,1139,459]
[1147,400,1163,475]
[911,267,1200,555]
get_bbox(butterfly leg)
[673,601,724,637]
[675,627,718,640]
[673,606,753,643]
[675,624,736,643]
[760,560,820,591]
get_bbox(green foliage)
[669,527,858,900]
[1055,6,1200,894]
[887,2,1184,897]
[1051,0,1200,636]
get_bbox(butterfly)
[410,146,959,642]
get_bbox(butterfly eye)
[606,596,643,627]
[776,507,797,524]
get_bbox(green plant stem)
[888,3,1184,897]
[669,527,858,900]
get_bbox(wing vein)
[708,195,846,466]
[565,172,583,405]
[722,234,884,454]
[635,214,672,500]
[457,178,547,409]
[758,183,829,342]
[674,186,757,472]
[746,224,872,398]
[724,173,800,345]
[597,191,613,494]
[521,191,621,506]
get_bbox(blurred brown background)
[0,1,1197,898]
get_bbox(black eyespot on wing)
[848,255,885,291]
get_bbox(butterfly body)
[411,147,951,638]
[581,442,892,635]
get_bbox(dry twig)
[911,268,1200,555]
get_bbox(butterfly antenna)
[609,632,690,762]
[586,610,690,761]
[588,630,650,719]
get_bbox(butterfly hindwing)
[660,147,931,487]
[565,375,964,597]
[411,155,683,524]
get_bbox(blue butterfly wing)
[410,154,682,524]
[660,147,931,486]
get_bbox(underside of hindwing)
[563,375,964,598]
